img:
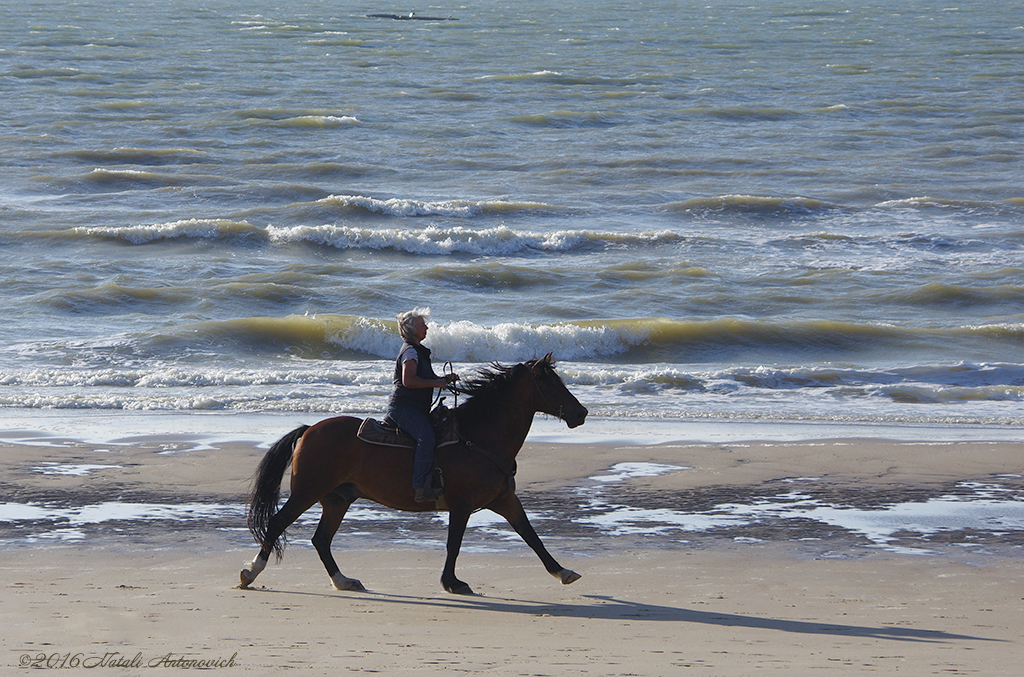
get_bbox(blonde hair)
[396,307,431,342]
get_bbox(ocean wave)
[662,194,1024,220]
[57,147,211,165]
[723,362,1024,391]
[875,384,1024,405]
[63,216,679,254]
[310,194,557,218]
[664,195,837,217]
[140,316,1024,367]
[875,196,999,210]
[0,366,385,389]
[275,194,559,223]
[9,67,89,79]
[141,315,654,362]
[235,108,359,124]
[313,194,488,217]
[72,219,266,244]
[888,282,1024,309]
[265,115,360,128]
[415,262,568,290]
[81,168,192,187]
[0,391,379,413]
[4,359,1024,416]
[476,71,638,87]
[5,313,1024,419]
[40,315,1024,366]
[510,110,620,128]
[703,106,802,121]
[145,315,370,359]
[29,282,198,312]
[870,197,1024,219]
[266,224,680,255]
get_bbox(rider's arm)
[401,358,457,389]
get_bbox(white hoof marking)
[239,554,268,588]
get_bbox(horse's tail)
[246,425,310,559]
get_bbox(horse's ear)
[529,353,556,374]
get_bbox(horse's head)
[528,353,588,428]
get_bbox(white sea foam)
[273,115,360,127]
[266,220,680,254]
[74,219,263,243]
[318,194,484,217]
[325,317,653,361]
[422,321,649,362]
[267,224,585,254]
[86,168,155,179]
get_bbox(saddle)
[357,405,516,499]
[356,406,459,450]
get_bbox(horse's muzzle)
[563,405,588,429]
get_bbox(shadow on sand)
[245,586,999,645]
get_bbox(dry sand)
[1,429,1022,675]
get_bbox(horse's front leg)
[489,492,581,586]
[441,507,474,595]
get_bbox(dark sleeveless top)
[387,342,439,413]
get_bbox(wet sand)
[1,427,1023,674]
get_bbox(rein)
[449,362,564,481]
[443,361,459,409]
[435,360,517,479]
[430,361,460,411]
[460,435,517,479]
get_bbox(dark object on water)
[240,354,587,595]
[367,12,458,21]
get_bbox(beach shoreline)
[3,408,1024,448]
[2,415,1022,673]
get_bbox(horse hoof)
[556,569,581,585]
[332,574,366,592]
[239,555,267,589]
[444,581,475,595]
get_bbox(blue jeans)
[387,406,435,489]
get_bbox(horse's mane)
[453,356,556,414]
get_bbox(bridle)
[529,366,565,422]
[434,359,565,422]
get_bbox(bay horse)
[239,353,587,595]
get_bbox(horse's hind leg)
[313,485,365,592]
[240,495,315,588]
[489,492,581,586]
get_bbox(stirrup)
[414,486,444,503]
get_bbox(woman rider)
[386,308,459,502]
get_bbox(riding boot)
[414,472,444,503]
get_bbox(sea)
[3,0,1024,443]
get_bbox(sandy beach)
[2,425,1022,675]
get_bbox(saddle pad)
[356,417,458,449]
